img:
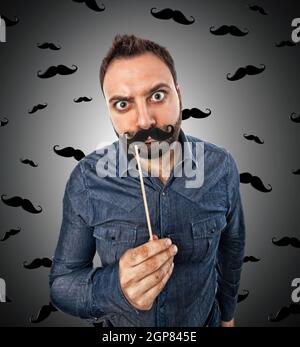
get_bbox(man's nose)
[135,100,156,129]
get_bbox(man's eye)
[115,101,128,110]
[151,91,165,102]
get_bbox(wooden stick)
[134,144,153,241]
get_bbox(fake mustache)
[23,257,52,269]
[243,133,264,144]
[1,15,19,26]
[238,289,249,303]
[272,236,300,248]
[248,4,268,15]
[1,195,42,214]
[37,64,78,79]
[243,256,260,263]
[37,42,61,50]
[292,169,300,175]
[1,227,21,242]
[30,302,57,323]
[210,25,249,37]
[269,303,300,322]
[240,172,272,192]
[53,145,85,161]
[275,40,296,48]
[20,158,38,167]
[0,117,9,127]
[227,64,265,81]
[28,103,48,114]
[290,112,300,123]
[182,108,211,120]
[150,7,195,25]
[74,96,93,103]
[125,125,175,144]
[72,0,105,12]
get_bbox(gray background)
[0,0,299,327]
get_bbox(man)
[49,34,245,327]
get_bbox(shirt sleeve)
[216,151,246,322]
[49,161,140,322]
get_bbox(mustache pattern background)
[1,227,21,241]
[182,108,211,120]
[240,172,272,192]
[0,0,299,327]
[23,257,52,269]
[1,195,42,214]
[37,64,78,78]
[272,237,300,248]
[72,0,106,13]
[210,25,249,37]
[53,145,85,161]
[73,96,93,103]
[20,158,38,167]
[28,103,48,114]
[248,5,268,16]
[1,14,19,26]
[243,133,264,144]
[0,117,9,127]
[226,64,266,81]
[37,42,61,50]
[150,8,195,25]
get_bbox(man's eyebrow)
[108,82,171,104]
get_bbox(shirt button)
[162,192,165,196]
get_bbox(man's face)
[103,52,182,158]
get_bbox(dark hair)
[100,34,178,92]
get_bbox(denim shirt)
[49,129,245,327]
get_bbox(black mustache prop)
[292,169,300,175]
[240,172,272,192]
[0,117,9,127]
[290,112,300,123]
[125,125,175,144]
[227,64,265,81]
[53,145,85,161]
[30,302,58,323]
[182,108,211,120]
[37,64,78,79]
[37,42,61,50]
[243,256,260,263]
[20,158,38,167]
[210,25,249,37]
[1,15,19,26]
[238,290,249,303]
[150,7,195,25]
[28,103,48,114]
[272,236,300,248]
[74,96,93,103]
[1,195,42,214]
[268,303,300,322]
[23,257,52,269]
[1,227,21,241]
[275,40,296,48]
[243,133,264,144]
[248,4,268,15]
[72,0,105,12]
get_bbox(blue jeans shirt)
[49,129,245,327]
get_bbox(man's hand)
[221,319,235,327]
[119,235,177,311]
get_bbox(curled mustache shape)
[248,4,268,15]
[37,64,78,79]
[238,289,249,303]
[53,145,85,161]
[290,112,300,123]
[28,103,48,114]
[20,158,38,167]
[275,40,296,48]
[1,227,21,241]
[182,108,211,120]
[268,303,300,322]
[210,25,249,37]
[23,257,52,269]
[74,96,93,103]
[125,125,175,144]
[227,64,265,81]
[272,236,300,248]
[243,256,260,263]
[1,195,42,214]
[1,15,19,26]
[72,0,105,12]
[243,133,264,144]
[240,172,272,192]
[150,7,195,25]
[37,42,61,50]
[0,117,9,127]
[30,302,57,323]
[292,169,300,175]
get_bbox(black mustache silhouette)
[1,195,42,214]
[1,15,19,26]
[238,290,249,303]
[72,0,105,12]
[125,125,175,144]
[243,133,264,144]
[74,96,93,103]
[248,4,268,15]
[210,25,249,37]
[292,169,300,175]
[23,257,52,269]
[30,302,58,323]
[243,256,260,263]
[0,117,9,127]
[28,103,48,114]
[182,108,211,120]
[240,172,272,192]
[20,158,38,167]
[275,40,296,48]
[272,236,300,248]
[227,64,265,81]
[269,303,300,322]
[37,42,61,50]
[150,7,195,25]
[37,64,78,79]
[1,227,21,241]
[290,112,300,123]
[53,145,85,161]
